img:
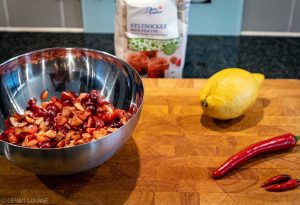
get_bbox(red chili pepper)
[261,174,291,187]
[265,179,299,191]
[212,134,300,179]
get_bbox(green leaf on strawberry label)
[163,43,177,55]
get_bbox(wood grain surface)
[1,78,300,205]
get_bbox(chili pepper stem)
[295,136,300,142]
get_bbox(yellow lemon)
[200,68,264,120]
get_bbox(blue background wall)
[81,0,244,36]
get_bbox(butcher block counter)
[1,78,300,205]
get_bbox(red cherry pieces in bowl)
[0,90,132,148]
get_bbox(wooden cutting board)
[1,78,300,205]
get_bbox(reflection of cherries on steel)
[127,51,170,78]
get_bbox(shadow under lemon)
[200,98,270,132]
[37,137,140,204]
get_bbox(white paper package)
[115,0,191,78]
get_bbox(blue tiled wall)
[189,0,244,35]
[81,0,244,36]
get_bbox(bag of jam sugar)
[115,0,191,78]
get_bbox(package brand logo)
[144,6,163,16]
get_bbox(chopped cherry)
[27,98,37,107]
[86,128,96,135]
[0,134,5,141]
[90,90,104,104]
[26,124,38,134]
[86,105,96,114]
[0,90,132,148]
[47,109,57,119]
[50,96,58,102]
[90,90,99,101]
[78,93,90,102]
[129,105,137,114]
[47,103,61,111]
[62,99,73,106]
[110,121,123,128]
[4,119,11,129]
[92,116,105,128]
[40,90,49,101]
[55,125,68,134]
[61,91,75,101]
[29,105,46,117]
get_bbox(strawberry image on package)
[115,0,191,78]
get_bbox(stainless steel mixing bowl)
[0,48,143,175]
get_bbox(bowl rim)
[0,47,144,151]
[1,47,128,69]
